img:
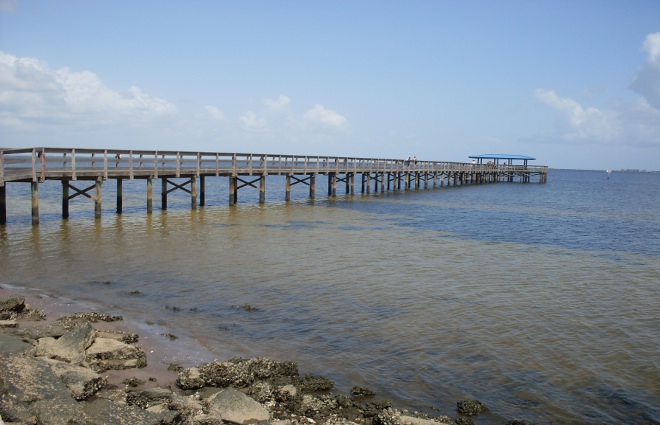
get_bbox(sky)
[1,0,659,171]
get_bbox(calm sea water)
[1,169,658,424]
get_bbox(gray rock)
[38,322,96,364]
[207,387,270,424]
[177,366,205,390]
[0,320,17,328]
[85,337,147,372]
[169,392,205,415]
[82,397,182,425]
[399,414,455,425]
[8,322,69,340]
[0,334,32,356]
[0,355,84,424]
[456,398,487,416]
[0,295,25,313]
[44,358,107,400]
[126,387,173,409]
[95,329,139,344]
[189,413,224,425]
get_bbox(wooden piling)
[62,180,69,219]
[309,174,316,199]
[191,177,197,209]
[229,176,236,205]
[94,179,102,219]
[259,175,265,204]
[285,175,291,201]
[31,181,39,225]
[161,178,168,210]
[146,178,152,214]
[0,185,5,225]
[117,178,123,214]
[200,175,205,207]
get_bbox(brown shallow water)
[1,170,659,424]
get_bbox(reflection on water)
[1,170,659,424]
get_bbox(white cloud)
[0,51,351,153]
[630,32,660,109]
[206,105,225,120]
[0,51,177,129]
[303,104,348,130]
[533,33,660,148]
[239,110,267,132]
[263,94,291,112]
[534,89,622,143]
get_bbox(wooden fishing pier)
[0,148,548,224]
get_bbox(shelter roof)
[468,154,536,161]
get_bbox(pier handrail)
[0,147,548,186]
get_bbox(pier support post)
[117,179,123,214]
[200,176,205,207]
[191,177,197,210]
[259,175,266,204]
[328,173,336,197]
[161,178,168,210]
[309,174,316,199]
[229,176,237,205]
[62,180,69,219]
[285,175,291,201]
[0,185,5,225]
[31,181,39,225]
[146,178,152,214]
[94,179,102,219]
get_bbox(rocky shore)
[0,292,531,425]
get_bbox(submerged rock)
[456,398,487,416]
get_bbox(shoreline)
[0,284,508,425]
[0,284,220,390]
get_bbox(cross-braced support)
[61,178,102,219]
[161,177,197,210]
[229,175,267,205]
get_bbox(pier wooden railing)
[0,147,548,185]
[0,147,548,224]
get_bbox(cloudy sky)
[1,0,659,170]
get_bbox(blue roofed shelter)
[467,154,547,183]
[468,154,536,166]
